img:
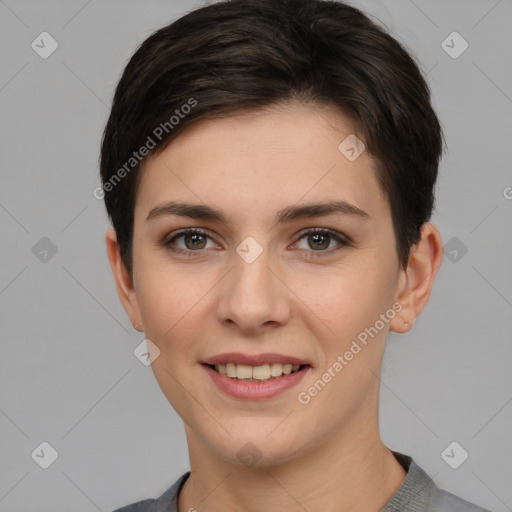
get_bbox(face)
[125,103,408,467]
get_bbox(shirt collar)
[380,450,437,511]
[154,450,438,512]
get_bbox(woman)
[101,1,492,510]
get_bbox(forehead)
[135,103,388,226]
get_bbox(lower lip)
[202,364,310,400]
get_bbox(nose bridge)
[216,236,290,331]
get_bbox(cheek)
[301,257,397,355]
[136,270,189,345]
[134,267,209,422]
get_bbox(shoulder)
[430,487,493,512]
[112,498,155,512]
[111,472,190,512]
[382,451,493,512]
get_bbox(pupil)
[310,233,329,250]
[186,233,206,250]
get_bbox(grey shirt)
[112,451,492,512]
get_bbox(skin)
[106,102,443,512]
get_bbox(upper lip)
[202,352,312,367]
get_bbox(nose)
[214,243,292,334]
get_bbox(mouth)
[200,353,313,400]
[203,362,309,382]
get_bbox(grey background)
[1,0,511,511]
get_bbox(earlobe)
[105,227,143,330]
[390,222,444,334]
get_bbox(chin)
[211,429,305,469]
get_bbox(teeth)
[270,363,283,377]
[253,364,271,380]
[236,364,253,379]
[226,363,236,377]
[214,362,302,380]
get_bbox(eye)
[162,227,351,256]
[293,228,351,255]
[163,228,217,253]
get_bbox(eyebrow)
[146,200,370,225]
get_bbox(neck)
[178,394,406,512]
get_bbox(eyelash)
[162,227,351,258]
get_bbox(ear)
[105,227,142,331]
[390,222,444,334]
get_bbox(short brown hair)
[100,0,443,275]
